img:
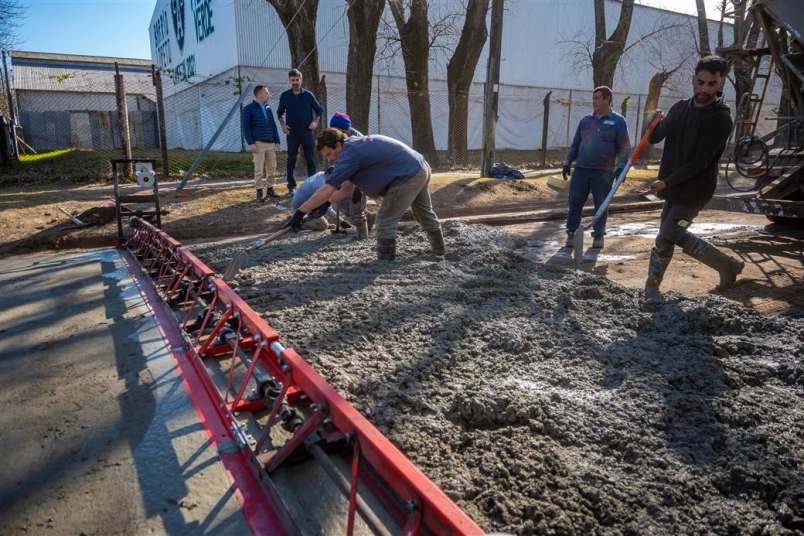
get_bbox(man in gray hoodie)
[641,55,744,303]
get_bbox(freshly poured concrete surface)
[0,249,249,535]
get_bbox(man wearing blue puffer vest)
[242,85,281,202]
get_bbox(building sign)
[149,0,236,93]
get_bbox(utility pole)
[481,0,504,177]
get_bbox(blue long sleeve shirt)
[565,112,631,172]
[242,100,280,145]
[276,89,324,134]
[325,135,426,197]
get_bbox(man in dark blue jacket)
[563,86,631,250]
[277,69,323,196]
[242,85,281,202]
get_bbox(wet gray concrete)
[0,249,249,535]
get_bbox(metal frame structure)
[112,158,162,243]
[122,217,483,535]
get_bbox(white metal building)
[149,0,750,152]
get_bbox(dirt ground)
[507,209,804,316]
[191,222,804,535]
[0,170,657,257]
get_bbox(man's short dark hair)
[288,68,302,78]
[593,86,613,102]
[695,55,730,77]
[253,85,265,97]
[317,128,347,151]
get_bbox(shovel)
[573,115,661,266]
[222,227,291,281]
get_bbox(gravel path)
[193,222,804,535]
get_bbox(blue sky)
[16,0,157,58]
[13,0,722,60]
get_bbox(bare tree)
[592,0,635,88]
[695,0,711,56]
[0,0,23,50]
[346,0,386,134]
[265,0,326,107]
[385,0,443,166]
[446,0,489,165]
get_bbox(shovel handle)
[586,114,662,228]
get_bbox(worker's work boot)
[256,188,264,203]
[427,227,446,257]
[682,234,744,290]
[377,238,396,261]
[565,232,574,249]
[592,235,604,249]
[356,220,369,240]
[644,247,672,305]
[265,187,280,199]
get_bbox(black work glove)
[325,166,334,176]
[282,209,306,230]
[562,163,571,181]
[306,201,331,220]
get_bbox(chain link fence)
[6,57,779,185]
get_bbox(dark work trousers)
[654,199,706,257]
[566,167,614,237]
[285,130,317,190]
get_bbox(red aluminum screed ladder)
[120,217,484,536]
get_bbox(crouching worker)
[290,170,355,232]
[283,128,445,260]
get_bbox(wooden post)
[2,51,19,159]
[541,91,551,168]
[566,89,573,146]
[481,0,504,177]
[114,62,133,176]
[376,75,381,134]
[152,66,169,180]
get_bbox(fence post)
[541,91,551,168]
[635,94,643,140]
[566,89,573,147]
[620,95,630,117]
[376,75,381,134]
[2,50,19,159]
[114,62,133,176]
[152,66,169,180]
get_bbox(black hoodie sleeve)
[649,101,680,144]
[661,111,732,189]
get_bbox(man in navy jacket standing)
[277,69,324,196]
[242,85,281,202]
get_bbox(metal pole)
[635,93,642,138]
[2,50,19,159]
[481,0,504,177]
[114,62,133,176]
[152,66,170,181]
[541,91,551,168]
[177,83,254,191]
[237,66,245,152]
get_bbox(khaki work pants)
[375,164,440,240]
[252,141,277,190]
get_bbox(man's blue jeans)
[566,166,614,237]
[286,130,317,189]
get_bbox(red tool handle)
[629,113,662,165]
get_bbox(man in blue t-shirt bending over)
[283,129,445,261]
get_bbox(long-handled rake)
[222,227,291,281]
[573,115,661,266]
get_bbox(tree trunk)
[388,0,439,167]
[446,0,489,166]
[695,0,711,55]
[266,0,326,108]
[717,0,726,50]
[591,0,635,88]
[639,71,670,163]
[346,0,385,134]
